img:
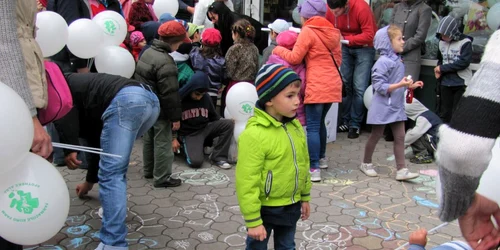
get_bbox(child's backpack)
[37,61,73,126]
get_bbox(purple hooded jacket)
[266,54,307,126]
[367,26,407,125]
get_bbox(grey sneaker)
[359,163,378,177]
[213,160,232,169]
[319,158,328,169]
[395,168,419,181]
[310,169,321,182]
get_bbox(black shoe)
[347,128,360,139]
[154,177,182,188]
[337,124,349,133]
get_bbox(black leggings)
[363,122,406,170]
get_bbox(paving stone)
[166,238,200,250]
[352,235,383,249]
[128,194,155,205]
[163,227,194,240]
[130,204,158,214]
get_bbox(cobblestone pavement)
[26,132,462,250]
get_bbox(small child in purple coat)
[359,25,423,181]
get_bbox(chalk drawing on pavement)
[298,221,354,250]
[171,167,230,186]
[198,232,214,241]
[169,194,220,227]
[223,226,247,247]
[173,240,191,249]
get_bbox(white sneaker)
[359,163,378,177]
[395,168,420,181]
[319,158,328,169]
[310,169,321,182]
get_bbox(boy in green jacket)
[236,64,312,249]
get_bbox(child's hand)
[248,225,267,241]
[399,76,413,88]
[301,201,310,220]
[172,138,181,153]
[409,228,428,246]
[434,66,441,79]
[172,121,181,131]
[410,81,424,89]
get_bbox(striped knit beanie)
[255,64,301,105]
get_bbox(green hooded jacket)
[235,107,311,228]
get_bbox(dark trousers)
[411,135,435,157]
[245,202,301,250]
[439,85,466,123]
[0,238,22,250]
[181,119,234,168]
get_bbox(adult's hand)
[65,152,82,170]
[172,121,180,131]
[31,116,53,158]
[458,193,500,250]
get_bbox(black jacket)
[178,71,220,136]
[54,73,141,183]
[177,0,194,21]
[134,40,182,122]
[47,0,122,72]
[208,1,268,55]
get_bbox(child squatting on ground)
[236,64,312,249]
[360,25,423,181]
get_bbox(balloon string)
[87,58,95,69]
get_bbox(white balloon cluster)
[0,83,70,245]
[224,82,259,142]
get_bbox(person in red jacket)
[326,0,377,139]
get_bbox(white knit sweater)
[437,30,500,221]
[192,0,234,29]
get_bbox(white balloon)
[487,3,500,30]
[224,107,233,119]
[93,11,128,46]
[488,0,500,7]
[153,0,179,19]
[233,121,247,142]
[35,11,69,57]
[67,18,104,59]
[0,82,34,174]
[95,46,136,78]
[292,7,301,24]
[363,85,373,109]
[226,82,259,122]
[0,153,70,245]
[436,139,500,205]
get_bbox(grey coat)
[390,0,432,79]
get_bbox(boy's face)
[441,34,452,42]
[190,90,207,101]
[266,82,301,120]
[192,31,201,43]
[270,30,278,40]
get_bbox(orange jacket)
[273,17,342,104]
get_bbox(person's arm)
[53,108,81,155]
[343,4,376,46]
[235,130,265,228]
[437,31,500,222]
[408,244,426,250]
[192,0,208,25]
[178,0,194,14]
[371,59,393,95]
[272,28,311,65]
[402,6,432,54]
[225,45,239,80]
[439,41,472,73]
[0,0,36,116]
[405,117,432,146]
[156,61,182,122]
[207,96,221,121]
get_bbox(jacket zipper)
[265,170,272,200]
[282,124,299,203]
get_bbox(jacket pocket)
[265,170,272,200]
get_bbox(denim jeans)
[306,103,332,169]
[340,46,375,129]
[245,202,301,250]
[96,86,159,249]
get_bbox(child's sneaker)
[337,124,349,132]
[410,154,433,164]
[319,158,328,169]
[213,160,232,169]
[395,168,419,181]
[359,163,378,177]
[310,169,321,182]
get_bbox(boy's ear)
[265,100,273,107]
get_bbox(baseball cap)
[188,23,204,37]
[267,19,290,34]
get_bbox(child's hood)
[374,26,398,60]
[141,21,161,44]
[179,71,210,99]
[436,15,463,41]
[170,51,190,63]
[303,16,340,52]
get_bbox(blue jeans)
[306,103,332,169]
[97,86,159,249]
[245,203,301,250]
[340,46,375,129]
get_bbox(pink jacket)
[266,54,307,126]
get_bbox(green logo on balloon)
[2,183,48,223]
[241,103,253,114]
[103,19,118,35]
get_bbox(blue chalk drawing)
[66,237,92,248]
[354,218,395,241]
[66,225,91,235]
[90,231,100,239]
[413,196,439,208]
[66,215,87,224]
[25,246,64,250]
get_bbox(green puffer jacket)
[134,40,182,122]
[236,108,311,228]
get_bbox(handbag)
[38,61,73,125]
